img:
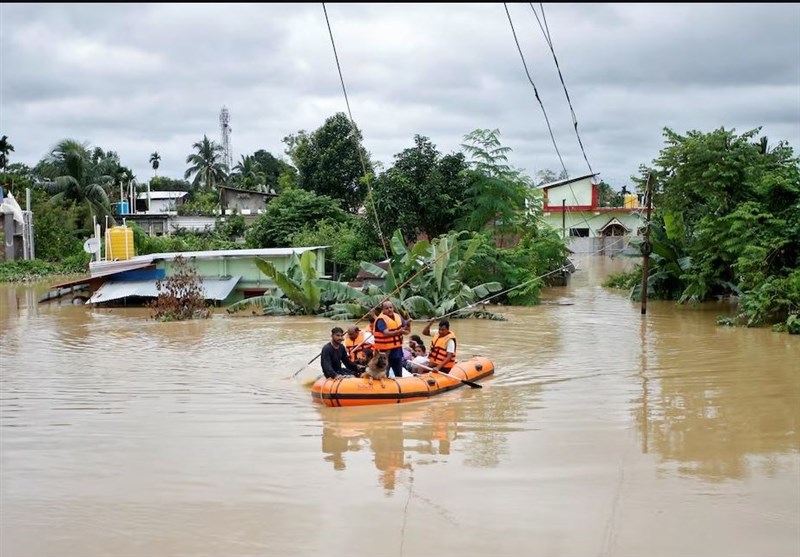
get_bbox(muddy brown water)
[1,257,798,557]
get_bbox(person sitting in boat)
[321,327,365,379]
[404,334,424,363]
[344,325,374,364]
[422,318,457,373]
[372,301,412,378]
[406,342,429,374]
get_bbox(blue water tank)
[117,201,129,215]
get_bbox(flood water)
[1,256,798,557]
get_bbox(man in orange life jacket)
[372,301,411,378]
[421,318,457,373]
[344,325,374,364]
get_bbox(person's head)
[438,319,450,334]
[410,334,423,346]
[381,300,394,315]
[346,325,360,339]
[414,343,426,357]
[330,326,344,345]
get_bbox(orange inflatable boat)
[311,356,494,407]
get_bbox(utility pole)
[562,199,566,239]
[640,173,654,315]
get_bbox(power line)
[321,3,395,283]
[503,2,568,176]
[530,3,594,175]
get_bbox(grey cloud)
[1,3,798,191]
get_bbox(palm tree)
[184,135,227,192]
[43,139,111,214]
[232,154,267,191]
[0,135,14,185]
[149,151,161,178]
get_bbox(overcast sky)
[2,3,798,189]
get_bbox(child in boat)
[406,342,429,374]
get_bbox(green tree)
[245,188,349,248]
[458,129,533,246]
[39,139,112,221]
[252,149,296,193]
[29,188,83,262]
[622,126,800,329]
[184,135,227,192]
[372,135,470,240]
[284,113,371,213]
[149,176,192,192]
[231,154,267,192]
[289,217,384,281]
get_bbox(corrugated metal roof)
[85,247,328,277]
[56,261,156,287]
[144,246,328,260]
[137,191,188,199]
[87,275,242,304]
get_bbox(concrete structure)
[537,174,646,255]
[219,185,277,213]
[1,190,34,261]
[120,188,275,237]
[136,191,188,215]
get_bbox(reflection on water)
[1,259,798,557]
[320,403,459,491]
[634,306,800,481]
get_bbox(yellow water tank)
[107,226,134,261]
[624,193,639,208]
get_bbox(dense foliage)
[9,118,797,332]
[609,127,800,331]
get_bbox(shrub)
[148,255,211,321]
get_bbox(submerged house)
[537,174,645,255]
[47,232,328,306]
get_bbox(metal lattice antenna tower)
[219,106,232,171]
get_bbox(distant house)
[219,185,277,214]
[138,190,188,215]
[124,187,276,237]
[537,173,645,255]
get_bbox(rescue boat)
[311,356,494,407]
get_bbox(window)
[569,228,589,237]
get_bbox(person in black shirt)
[321,327,364,379]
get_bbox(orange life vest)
[373,312,404,352]
[428,331,457,370]
[344,331,372,361]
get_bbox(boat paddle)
[412,362,483,389]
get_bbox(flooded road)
[1,257,798,557]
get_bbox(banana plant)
[337,230,503,320]
[227,251,321,315]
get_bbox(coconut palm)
[150,151,161,177]
[184,135,227,192]
[232,154,268,192]
[43,139,111,217]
